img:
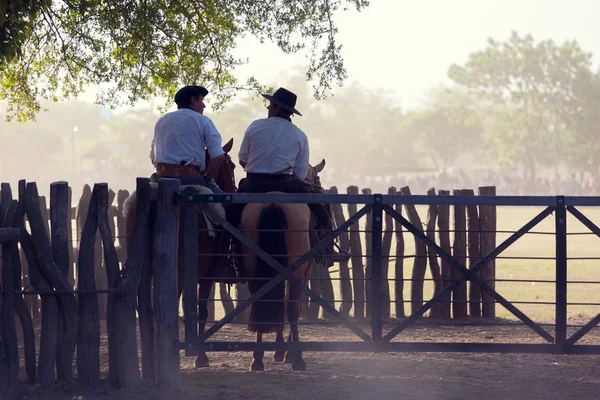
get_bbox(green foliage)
[0,0,369,122]
[448,31,598,181]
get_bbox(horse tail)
[248,203,288,333]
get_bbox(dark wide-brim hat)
[261,87,302,116]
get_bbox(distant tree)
[0,0,369,122]
[403,87,482,173]
[448,31,596,185]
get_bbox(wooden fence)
[0,178,497,391]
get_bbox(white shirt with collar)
[149,108,224,170]
[238,117,310,180]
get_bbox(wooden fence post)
[76,184,101,386]
[380,187,395,320]
[153,178,181,391]
[347,186,365,319]
[479,186,497,318]
[97,184,121,387]
[5,183,36,383]
[425,188,443,318]
[452,189,468,318]
[362,188,373,318]
[393,193,405,318]
[465,189,482,317]
[21,183,58,388]
[399,186,427,314]
[50,182,77,381]
[115,178,150,389]
[437,189,452,319]
[1,199,19,391]
[328,186,352,316]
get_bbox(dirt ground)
[7,317,600,400]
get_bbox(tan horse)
[239,160,326,372]
[123,138,236,369]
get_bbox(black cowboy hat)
[174,85,209,108]
[261,87,302,116]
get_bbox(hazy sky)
[231,0,600,111]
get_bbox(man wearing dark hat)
[225,87,349,267]
[150,85,226,189]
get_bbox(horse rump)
[248,203,288,333]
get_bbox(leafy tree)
[448,31,596,185]
[403,87,482,173]
[0,0,369,122]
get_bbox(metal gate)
[174,190,600,355]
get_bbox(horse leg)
[249,332,264,371]
[286,281,306,371]
[273,330,286,362]
[282,331,294,363]
[194,281,213,368]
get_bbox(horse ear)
[314,159,325,173]
[223,138,234,153]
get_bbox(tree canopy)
[448,31,599,184]
[0,0,369,121]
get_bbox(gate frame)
[164,184,600,355]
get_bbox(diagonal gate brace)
[196,202,374,343]
[382,204,555,343]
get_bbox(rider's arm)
[238,126,251,169]
[204,118,225,159]
[293,136,310,180]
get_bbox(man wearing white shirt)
[150,85,226,190]
[226,87,349,267]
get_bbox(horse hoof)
[292,358,306,371]
[249,359,264,372]
[273,351,285,363]
[283,352,294,364]
[194,354,210,368]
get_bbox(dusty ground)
[7,317,600,400]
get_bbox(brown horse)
[123,138,236,369]
[239,160,326,372]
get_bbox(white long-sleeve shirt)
[238,117,309,179]
[150,108,224,170]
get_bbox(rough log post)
[479,186,497,318]
[1,200,19,390]
[98,184,121,387]
[182,195,199,357]
[26,182,79,384]
[76,184,92,288]
[362,188,373,318]
[115,179,150,389]
[465,189,482,317]
[153,178,181,391]
[138,202,155,383]
[67,186,75,287]
[452,189,468,318]
[116,189,130,264]
[50,182,75,381]
[347,186,365,319]
[328,186,352,316]
[437,189,452,319]
[425,188,444,318]
[21,183,57,388]
[393,193,405,318]
[6,183,36,383]
[380,187,395,320]
[76,184,101,386]
[399,186,427,314]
